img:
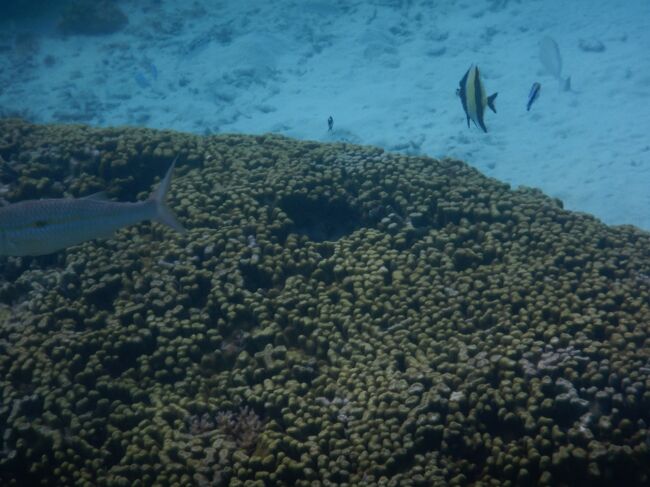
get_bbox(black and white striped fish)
[457,65,498,133]
[0,160,185,256]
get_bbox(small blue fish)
[527,82,541,111]
[134,72,150,89]
[148,62,158,81]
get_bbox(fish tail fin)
[487,93,498,113]
[149,156,186,233]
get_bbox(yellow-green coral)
[0,119,649,486]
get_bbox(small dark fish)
[457,65,497,133]
[527,82,541,111]
[327,115,334,131]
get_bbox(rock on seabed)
[0,119,649,486]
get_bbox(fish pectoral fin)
[487,93,498,113]
[82,191,110,201]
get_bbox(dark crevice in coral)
[187,272,212,308]
[82,276,122,311]
[239,262,273,291]
[279,194,363,242]
[105,335,156,378]
[104,435,127,469]
[315,242,335,259]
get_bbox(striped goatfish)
[0,160,185,256]
[457,65,498,133]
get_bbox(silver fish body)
[539,37,571,91]
[0,161,185,256]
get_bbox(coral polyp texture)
[0,118,649,486]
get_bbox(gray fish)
[0,160,185,256]
[539,37,571,91]
[457,65,498,133]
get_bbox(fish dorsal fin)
[82,191,110,201]
[487,93,498,113]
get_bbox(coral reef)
[0,118,649,486]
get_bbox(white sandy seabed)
[0,0,648,230]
